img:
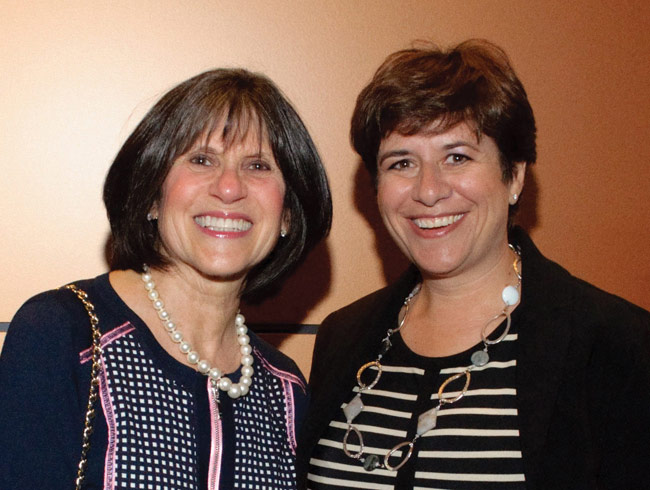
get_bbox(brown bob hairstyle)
[351,39,537,186]
[103,68,332,300]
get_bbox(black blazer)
[297,228,650,490]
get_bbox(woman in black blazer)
[299,39,650,490]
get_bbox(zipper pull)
[211,379,222,420]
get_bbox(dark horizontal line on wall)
[0,322,318,335]
[250,323,318,335]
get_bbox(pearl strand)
[140,265,254,399]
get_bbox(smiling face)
[376,121,525,282]
[152,125,287,285]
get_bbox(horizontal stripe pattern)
[308,329,526,489]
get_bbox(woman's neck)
[110,266,245,373]
[401,245,521,357]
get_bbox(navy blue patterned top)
[0,274,308,490]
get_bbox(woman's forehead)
[383,119,482,147]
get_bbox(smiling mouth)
[194,216,252,232]
[412,214,464,229]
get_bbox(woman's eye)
[446,153,470,165]
[388,159,411,170]
[248,161,271,171]
[190,155,211,166]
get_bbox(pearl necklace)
[342,245,522,472]
[140,265,254,399]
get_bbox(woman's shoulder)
[322,287,391,326]
[530,247,649,330]
[514,226,649,330]
[12,274,106,317]
[312,268,419,380]
[523,248,650,369]
[6,275,108,352]
[321,266,419,332]
[248,330,307,388]
[562,273,650,343]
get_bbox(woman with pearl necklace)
[0,68,332,489]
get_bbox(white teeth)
[194,216,252,232]
[413,214,464,229]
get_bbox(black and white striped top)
[307,324,526,490]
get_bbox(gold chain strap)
[65,284,103,490]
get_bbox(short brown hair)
[351,39,536,183]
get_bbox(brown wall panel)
[1,1,648,375]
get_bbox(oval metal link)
[481,310,512,345]
[393,297,410,333]
[509,244,522,280]
[340,246,523,472]
[356,361,382,390]
[342,425,365,459]
[384,440,414,471]
[437,370,471,405]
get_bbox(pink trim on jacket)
[254,347,306,391]
[78,322,133,490]
[207,378,223,490]
[98,356,118,490]
[79,322,135,363]
[254,347,305,453]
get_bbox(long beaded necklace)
[140,264,254,399]
[342,245,522,472]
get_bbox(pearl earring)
[511,193,518,203]
[147,213,157,221]
[280,229,287,238]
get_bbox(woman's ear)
[509,162,526,205]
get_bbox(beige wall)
[2,1,649,376]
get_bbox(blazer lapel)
[514,229,575,488]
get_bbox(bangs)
[172,87,268,160]
[390,111,469,139]
[201,102,266,152]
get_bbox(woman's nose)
[412,165,451,206]
[209,167,247,203]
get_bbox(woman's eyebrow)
[189,143,275,161]
[378,149,410,165]
[190,142,218,154]
[441,140,479,151]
